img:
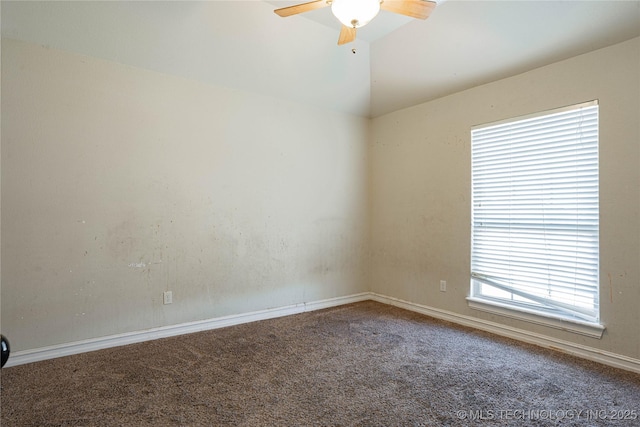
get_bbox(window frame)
[468,101,604,338]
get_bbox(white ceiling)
[371,0,640,116]
[2,1,639,118]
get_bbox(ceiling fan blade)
[338,25,356,45]
[380,0,436,20]
[274,0,330,17]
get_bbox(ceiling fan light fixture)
[331,0,381,28]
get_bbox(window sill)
[466,297,605,339]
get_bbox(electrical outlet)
[163,291,173,305]
[440,280,447,292]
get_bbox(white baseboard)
[5,293,370,368]
[369,292,640,374]
[6,291,640,375]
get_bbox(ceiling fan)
[274,0,437,45]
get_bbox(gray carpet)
[1,301,639,426]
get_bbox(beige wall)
[2,36,639,362]
[1,39,370,351]
[371,37,640,359]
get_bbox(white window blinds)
[470,101,599,324]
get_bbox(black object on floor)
[1,334,10,368]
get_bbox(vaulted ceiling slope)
[1,1,373,116]
[371,0,640,116]
[2,1,639,118]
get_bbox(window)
[469,101,601,333]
